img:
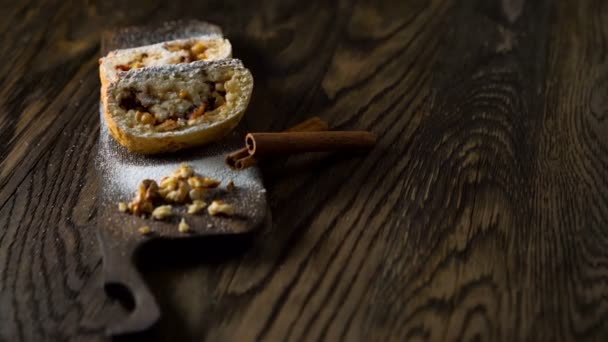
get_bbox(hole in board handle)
[105,282,136,312]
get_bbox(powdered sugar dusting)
[100,121,262,192]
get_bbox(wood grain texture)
[1,0,608,341]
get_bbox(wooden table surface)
[2,0,608,341]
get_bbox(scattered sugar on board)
[106,155,262,193]
[99,116,262,194]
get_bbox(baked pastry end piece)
[99,36,232,88]
[103,59,253,154]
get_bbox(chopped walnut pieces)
[156,119,178,132]
[141,113,155,125]
[158,182,175,199]
[131,61,144,69]
[141,179,159,200]
[190,42,207,55]
[122,163,238,232]
[173,163,194,179]
[189,103,207,120]
[187,200,207,214]
[187,176,204,188]
[159,175,189,203]
[138,226,152,235]
[151,205,173,220]
[178,218,191,233]
[136,111,155,125]
[122,53,148,70]
[188,187,207,201]
[159,175,178,189]
[188,176,220,188]
[164,179,189,203]
[179,89,191,100]
[208,200,235,216]
[191,42,207,60]
[162,41,208,61]
[129,201,153,216]
[128,179,159,215]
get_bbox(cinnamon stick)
[225,117,329,169]
[234,155,257,170]
[245,131,376,158]
[225,148,251,169]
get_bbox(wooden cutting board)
[95,20,267,336]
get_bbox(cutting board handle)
[98,232,160,336]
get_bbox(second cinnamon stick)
[245,131,377,157]
[225,116,330,169]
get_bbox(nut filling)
[117,79,229,132]
[114,41,221,72]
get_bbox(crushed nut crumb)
[151,205,173,220]
[136,111,155,125]
[189,103,207,120]
[123,163,239,229]
[128,179,159,215]
[179,89,190,100]
[188,176,220,188]
[187,200,207,214]
[138,226,152,235]
[190,42,207,55]
[178,218,191,233]
[188,187,207,201]
[156,119,178,132]
[208,200,235,216]
[187,176,204,188]
[159,176,178,196]
[163,179,189,203]
[173,163,194,179]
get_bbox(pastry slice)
[102,20,224,52]
[99,35,232,90]
[103,59,253,154]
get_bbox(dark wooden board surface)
[1,0,608,341]
[97,22,268,335]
